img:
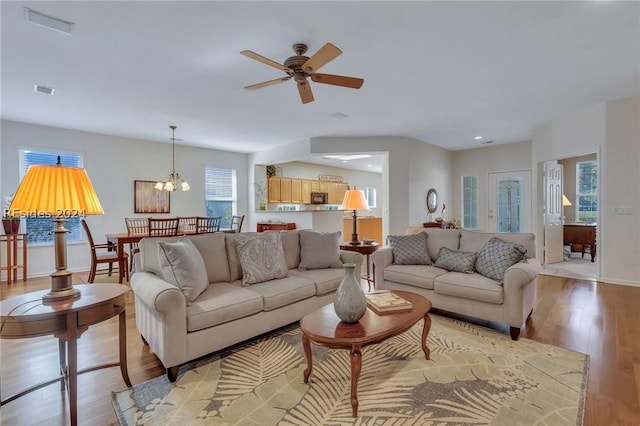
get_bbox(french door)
[488,171,532,233]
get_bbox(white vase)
[334,263,366,323]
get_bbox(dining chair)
[178,216,197,233]
[148,217,180,236]
[196,216,221,233]
[81,219,129,283]
[230,215,245,232]
[125,217,149,271]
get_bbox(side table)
[340,242,379,291]
[0,283,132,426]
[1,233,27,285]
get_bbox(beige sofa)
[372,228,539,340]
[131,230,363,381]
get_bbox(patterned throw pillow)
[434,247,478,273]
[475,237,527,284]
[157,237,209,303]
[235,232,288,285]
[298,230,343,270]
[387,232,431,265]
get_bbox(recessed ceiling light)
[34,84,55,95]
[474,136,483,140]
[330,112,349,119]
[367,164,372,167]
[25,7,74,34]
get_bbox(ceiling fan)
[240,43,364,104]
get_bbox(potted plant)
[2,194,20,235]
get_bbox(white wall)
[1,120,248,278]
[452,141,532,231]
[532,96,640,286]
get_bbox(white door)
[543,161,564,264]
[488,171,531,233]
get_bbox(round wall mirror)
[426,188,438,213]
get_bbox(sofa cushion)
[383,264,448,290]
[157,237,209,303]
[388,232,431,265]
[245,275,316,311]
[280,230,301,270]
[434,247,478,273]
[434,272,504,304]
[423,228,462,263]
[289,268,344,295]
[475,237,527,284]
[235,232,288,285]
[186,283,264,332]
[188,232,230,283]
[459,230,535,259]
[298,230,343,270]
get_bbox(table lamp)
[562,194,572,206]
[9,157,104,302]
[341,187,369,245]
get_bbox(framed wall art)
[134,180,170,213]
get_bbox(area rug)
[112,315,588,425]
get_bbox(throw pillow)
[157,237,209,303]
[298,230,343,270]
[434,246,477,273]
[235,232,288,285]
[475,237,527,283]
[387,232,431,265]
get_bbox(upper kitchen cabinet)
[268,177,281,202]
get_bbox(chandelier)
[155,125,190,191]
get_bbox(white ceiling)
[2,1,639,173]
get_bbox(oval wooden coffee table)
[300,290,432,417]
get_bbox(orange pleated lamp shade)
[9,163,104,216]
[341,189,369,211]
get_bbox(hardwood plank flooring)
[1,273,639,425]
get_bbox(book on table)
[366,291,412,313]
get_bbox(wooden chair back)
[178,217,197,233]
[196,216,221,233]
[230,215,244,232]
[148,218,179,236]
[125,217,149,235]
[81,219,128,282]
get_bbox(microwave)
[310,192,329,204]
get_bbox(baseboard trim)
[598,277,640,287]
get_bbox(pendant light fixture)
[155,125,190,191]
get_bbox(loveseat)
[372,228,539,339]
[131,230,363,381]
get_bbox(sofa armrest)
[340,250,364,278]
[371,248,393,289]
[503,258,540,328]
[131,272,186,314]
[503,258,540,290]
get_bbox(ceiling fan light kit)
[241,42,364,104]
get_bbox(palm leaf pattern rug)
[112,315,588,425]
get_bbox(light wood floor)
[1,273,639,425]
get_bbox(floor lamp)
[341,188,369,245]
[9,157,104,302]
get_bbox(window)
[205,167,237,228]
[362,187,376,208]
[462,175,478,229]
[19,150,83,244]
[576,161,597,224]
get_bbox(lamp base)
[349,239,361,246]
[42,269,81,303]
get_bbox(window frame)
[362,187,377,209]
[204,166,237,229]
[575,160,597,224]
[461,175,478,229]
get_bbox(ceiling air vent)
[34,85,55,95]
[25,7,74,34]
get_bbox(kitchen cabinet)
[291,179,302,203]
[301,180,311,204]
[280,178,292,203]
[319,181,329,193]
[268,177,281,202]
[311,181,320,191]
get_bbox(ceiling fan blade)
[240,50,292,72]
[297,81,314,104]
[302,43,342,73]
[310,73,364,89]
[244,76,291,90]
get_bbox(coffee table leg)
[350,343,362,417]
[302,332,312,383]
[421,313,432,360]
